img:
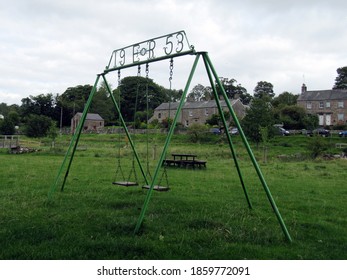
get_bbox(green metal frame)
[48,42,292,242]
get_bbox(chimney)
[301,83,307,93]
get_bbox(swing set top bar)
[104,30,196,73]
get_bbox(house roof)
[154,99,239,110]
[74,112,104,121]
[297,89,347,101]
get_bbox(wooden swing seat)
[112,181,139,187]
[142,185,170,192]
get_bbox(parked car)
[338,131,347,137]
[229,127,239,135]
[275,127,290,136]
[209,128,221,135]
[307,128,331,137]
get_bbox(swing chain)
[169,58,174,90]
[146,63,149,79]
[137,65,141,77]
[117,69,121,86]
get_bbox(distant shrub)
[187,124,209,143]
[307,136,328,159]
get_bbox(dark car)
[307,128,331,137]
[338,131,347,137]
[209,128,221,135]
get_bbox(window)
[158,113,161,119]
[319,101,324,108]
[306,102,312,109]
[326,101,330,108]
[205,108,209,116]
[338,113,344,121]
[189,110,193,117]
[338,101,344,108]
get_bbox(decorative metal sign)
[105,31,194,71]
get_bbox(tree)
[187,123,209,143]
[58,85,93,126]
[205,111,231,128]
[333,66,347,89]
[0,118,15,135]
[187,84,211,101]
[275,105,308,129]
[20,94,58,121]
[216,78,249,101]
[24,114,55,137]
[254,81,275,100]
[118,76,168,122]
[272,91,298,108]
[89,81,117,125]
[241,98,275,143]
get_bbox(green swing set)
[48,31,292,242]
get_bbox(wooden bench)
[163,158,207,168]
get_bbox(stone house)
[71,112,104,134]
[150,99,247,127]
[297,84,347,126]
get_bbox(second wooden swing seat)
[142,185,169,192]
[112,181,138,187]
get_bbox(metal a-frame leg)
[202,52,292,242]
[48,74,101,198]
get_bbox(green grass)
[0,133,346,259]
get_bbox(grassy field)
[0,133,346,259]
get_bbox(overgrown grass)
[0,133,346,259]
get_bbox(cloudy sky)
[1,0,346,104]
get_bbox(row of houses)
[297,84,347,126]
[71,84,347,133]
[71,99,247,133]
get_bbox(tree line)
[1,66,346,138]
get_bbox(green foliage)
[333,66,347,89]
[260,126,269,144]
[187,123,209,143]
[241,98,275,143]
[118,76,168,122]
[274,105,309,129]
[57,85,93,126]
[20,93,59,122]
[149,118,160,128]
[161,117,173,129]
[254,81,275,100]
[272,92,298,108]
[89,82,117,125]
[205,111,231,127]
[187,84,211,101]
[24,114,55,137]
[307,136,329,159]
[217,78,248,99]
[0,118,15,135]
[303,114,319,130]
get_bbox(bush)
[24,114,55,137]
[187,124,209,143]
[0,118,15,135]
[307,136,329,159]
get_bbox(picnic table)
[163,153,207,168]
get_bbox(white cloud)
[0,0,347,104]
